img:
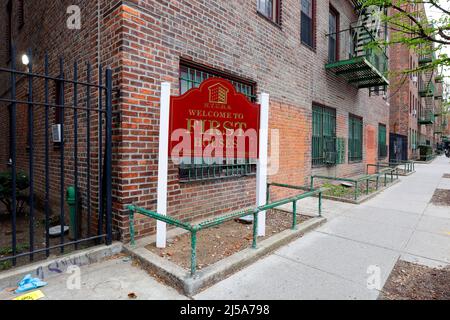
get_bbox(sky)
[425,2,450,89]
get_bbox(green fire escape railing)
[128,183,324,276]
[419,109,435,125]
[325,23,389,89]
[418,43,435,65]
[419,79,435,97]
[419,53,433,65]
[375,160,415,174]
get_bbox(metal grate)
[179,162,257,183]
[336,137,346,164]
[0,47,113,267]
[312,105,336,166]
[180,65,256,102]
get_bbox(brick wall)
[388,2,439,159]
[0,0,121,237]
[1,0,391,242]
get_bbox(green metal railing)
[419,109,435,125]
[419,53,433,65]
[418,44,434,65]
[311,168,398,202]
[350,23,389,75]
[419,79,435,97]
[324,19,389,90]
[128,183,324,276]
[377,160,415,174]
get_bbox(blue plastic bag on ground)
[15,274,47,294]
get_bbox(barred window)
[312,105,336,166]
[178,62,257,182]
[348,115,363,162]
[180,63,256,102]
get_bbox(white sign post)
[256,93,270,236]
[156,82,171,248]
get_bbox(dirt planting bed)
[380,260,450,300]
[146,209,312,271]
[0,206,93,271]
[430,189,450,206]
[321,179,393,201]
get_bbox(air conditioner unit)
[412,109,417,116]
[52,124,62,143]
[412,76,418,83]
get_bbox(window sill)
[312,164,338,168]
[256,11,282,30]
[301,41,316,53]
[348,160,363,164]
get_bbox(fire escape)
[325,3,389,91]
[418,68,435,125]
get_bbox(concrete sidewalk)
[0,258,186,300]
[0,257,187,300]
[195,156,450,300]
[2,157,448,300]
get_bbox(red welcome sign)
[169,78,260,160]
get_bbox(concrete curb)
[415,158,437,164]
[397,170,415,177]
[124,217,327,296]
[0,242,123,290]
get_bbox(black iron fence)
[0,47,112,268]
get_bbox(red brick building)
[1,0,391,245]
[388,1,445,161]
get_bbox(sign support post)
[156,82,171,248]
[256,93,270,236]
